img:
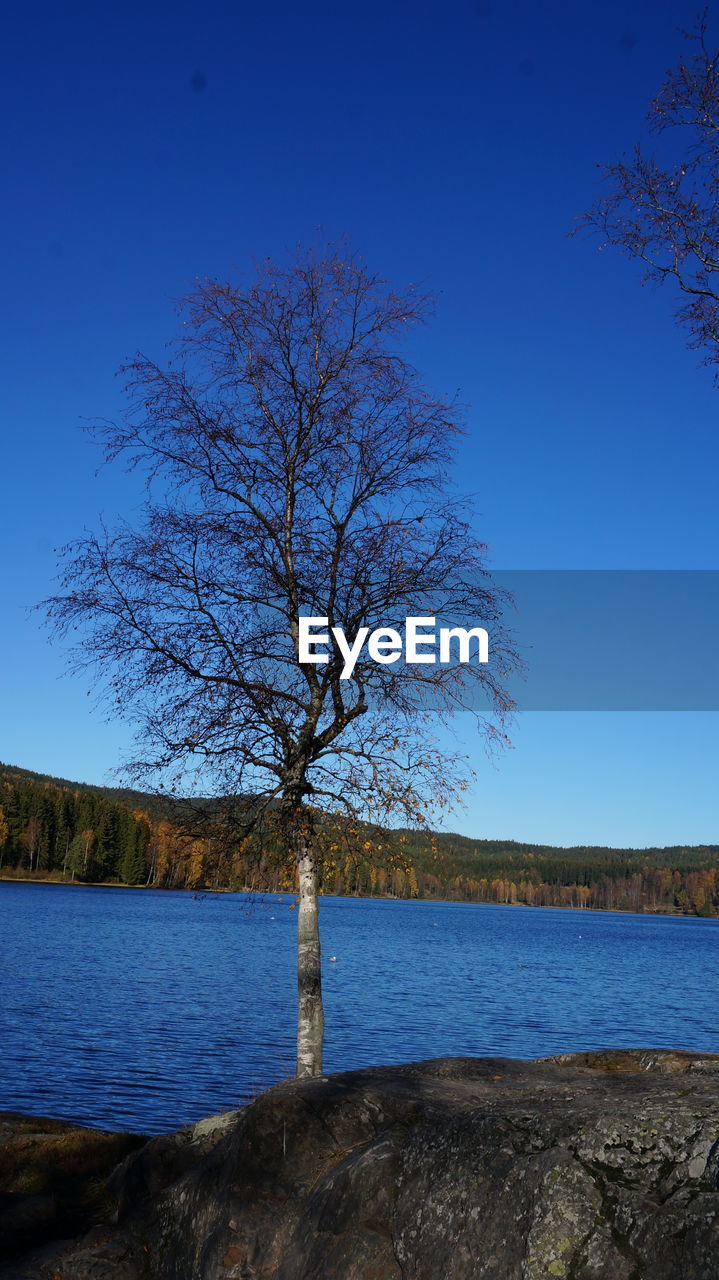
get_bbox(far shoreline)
[1,872,713,921]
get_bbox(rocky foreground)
[1,1050,719,1280]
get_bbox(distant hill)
[0,761,176,821]
[1,760,717,914]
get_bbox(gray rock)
[4,1050,719,1280]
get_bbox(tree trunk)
[296,841,324,1077]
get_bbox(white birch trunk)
[296,844,324,1077]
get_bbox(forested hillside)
[0,762,717,915]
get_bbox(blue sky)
[1,0,717,846]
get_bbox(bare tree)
[47,246,515,1077]
[579,14,719,370]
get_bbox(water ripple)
[1,884,717,1133]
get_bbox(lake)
[0,882,717,1134]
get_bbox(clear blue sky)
[1,0,717,847]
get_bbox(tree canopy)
[580,16,719,371]
[47,246,516,1074]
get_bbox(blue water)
[0,882,717,1134]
